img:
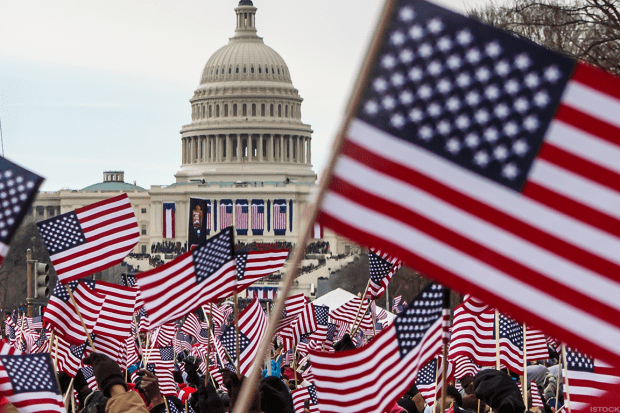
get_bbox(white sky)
[0,0,496,191]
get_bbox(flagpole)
[350,281,370,335]
[350,299,371,337]
[54,335,59,372]
[432,357,440,408]
[440,287,451,413]
[65,285,96,352]
[17,312,26,351]
[234,292,240,375]
[561,343,571,412]
[555,345,562,410]
[206,304,213,387]
[495,310,500,370]
[231,0,401,409]
[522,323,528,409]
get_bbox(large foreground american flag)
[0,157,44,268]
[310,283,446,413]
[318,0,620,370]
[37,194,140,283]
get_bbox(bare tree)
[469,0,620,75]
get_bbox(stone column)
[248,135,253,162]
[189,137,194,164]
[308,137,311,164]
[268,134,274,162]
[259,134,264,162]
[182,138,186,164]
[237,133,243,162]
[226,135,232,162]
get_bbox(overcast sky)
[1,0,497,191]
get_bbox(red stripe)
[537,142,620,193]
[53,231,139,266]
[555,104,620,148]
[523,180,620,240]
[79,204,134,226]
[317,209,620,371]
[340,140,620,283]
[83,222,139,243]
[570,62,620,101]
[76,194,130,214]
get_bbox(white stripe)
[51,227,139,261]
[164,209,173,238]
[334,155,620,313]
[321,190,620,355]
[563,80,620,129]
[52,239,138,272]
[345,119,620,267]
[530,159,620,221]
[546,120,620,175]
[0,242,8,258]
[83,217,139,238]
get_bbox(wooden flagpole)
[495,310,500,370]
[432,357,440,408]
[439,288,451,413]
[350,281,370,335]
[555,345,562,409]
[371,300,377,337]
[522,323,528,409]
[54,335,59,372]
[163,395,171,413]
[65,285,96,352]
[206,304,213,387]
[561,343,571,412]
[231,0,400,410]
[350,300,371,337]
[16,312,26,351]
[233,292,240,375]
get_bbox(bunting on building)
[236,200,249,236]
[219,200,233,229]
[273,199,287,236]
[162,203,175,239]
[251,200,265,235]
[247,286,279,301]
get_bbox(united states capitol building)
[32,0,345,260]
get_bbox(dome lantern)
[234,1,258,38]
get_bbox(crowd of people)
[234,241,293,253]
[305,241,329,255]
[152,241,188,256]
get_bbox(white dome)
[199,2,292,85]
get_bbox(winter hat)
[474,370,525,413]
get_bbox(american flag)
[32,329,50,354]
[453,356,478,380]
[93,334,126,367]
[235,200,249,235]
[312,222,324,239]
[142,346,177,396]
[291,384,320,413]
[0,350,65,413]
[330,297,374,332]
[317,0,620,371]
[234,249,288,293]
[0,157,44,268]
[565,348,620,412]
[43,280,103,345]
[281,303,318,352]
[152,322,177,347]
[251,201,265,234]
[448,296,496,367]
[174,332,192,354]
[277,293,308,331]
[26,316,43,331]
[495,313,524,375]
[308,305,330,344]
[37,194,140,283]
[529,380,544,409]
[163,203,175,239]
[203,304,226,328]
[525,327,550,362]
[136,227,237,328]
[392,295,402,313]
[273,200,286,234]
[181,313,204,342]
[367,249,402,299]
[53,334,90,378]
[205,202,212,234]
[310,284,447,413]
[121,273,136,287]
[219,201,233,229]
[220,299,268,376]
[137,307,151,333]
[92,281,138,341]
[415,356,454,407]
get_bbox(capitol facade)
[32,1,339,255]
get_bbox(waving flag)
[311,284,448,413]
[0,348,65,413]
[367,249,402,299]
[317,0,620,370]
[142,346,177,396]
[136,227,237,328]
[0,157,44,268]
[234,249,289,293]
[43,281,103,345]
[235,200,249,236]
[281,303,318,351]
[163,203,176,239]
[292,385,320,413]
[37,194,140,283]
[565,348,620,412]
[221,299,268,376]
[330,297,374,332]
[392,295,402,313]
[92,281,138,341]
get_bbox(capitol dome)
[177,0,315,184]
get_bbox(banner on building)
[247,286,278,301]
[273,199,287,236]
[163,203,176,239]
[313,223,324,239]
[289,200,293,232]
[251,200,265,236]
[235,199,249,236]
[188,198,208,247]
[220,199,233,229]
